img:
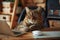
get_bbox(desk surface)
[0,27,60,40]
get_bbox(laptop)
[0,20,26,36]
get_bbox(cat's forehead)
[25,7,42,14]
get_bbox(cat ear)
[25,7,30,13]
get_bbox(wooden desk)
[0,28,60,40]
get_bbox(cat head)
[25,7,43,24]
